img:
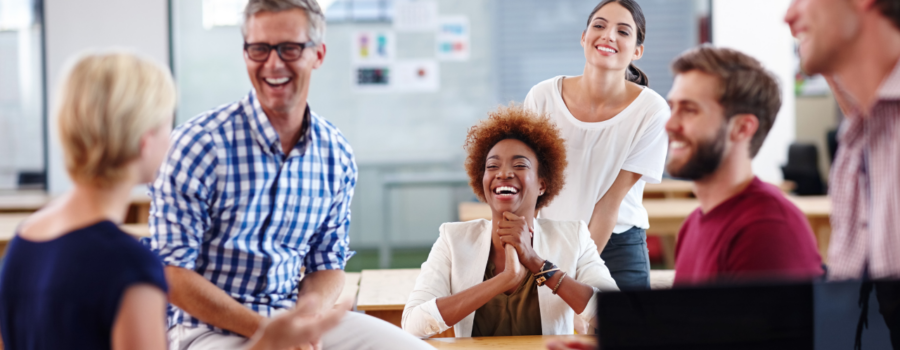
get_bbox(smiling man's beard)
[667,124,727,181]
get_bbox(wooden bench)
[356,268,676,338]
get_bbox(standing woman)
[524,0,669,290]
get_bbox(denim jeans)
[600,226,651,291]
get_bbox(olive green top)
[471,260,543,337]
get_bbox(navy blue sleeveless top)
[0,221,167,350]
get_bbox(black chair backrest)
[782,143,825,195]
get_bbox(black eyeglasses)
[243,41,316,62]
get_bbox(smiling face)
[665,70,730,180]
[784,0,859,75]
[244,8,324,116]
[581,2,643,72]
[482,139,546,217]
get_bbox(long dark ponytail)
[585,0,649,86]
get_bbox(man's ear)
[729,114,760,143]
[312,43,327,69]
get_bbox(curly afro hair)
[464,104,568,211]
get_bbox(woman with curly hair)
[401,105,618,339]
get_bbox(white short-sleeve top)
[524,76,670,233]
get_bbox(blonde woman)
[0,52,346,350]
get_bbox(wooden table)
[340,272,361,306]
[0,215,154,256]
[0,191,152,223]
[425,334,595,350]
[459,195,832,268]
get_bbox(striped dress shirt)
[145,90,357,333]
[828,59,900,280]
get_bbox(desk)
[0,215,154,256]
[0,191,152,223]
[341,272,361,306]
[643,179,795,199]
[424,334,595,350]
[643,179,695,199]
[459,195,832,268]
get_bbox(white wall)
[45,0,170,194]
[713,0,795,183]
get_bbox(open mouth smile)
[493,185,519,199]
[263,77,291,87]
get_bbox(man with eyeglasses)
[145,1,433,349]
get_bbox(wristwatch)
[534,260,560,286]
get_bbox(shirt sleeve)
[402,225,453,338]
[724,219,825,281]
[573,221,620,324]
[621,106,670,184]
[146,125,217,271]
[303,145,358,273]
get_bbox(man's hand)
[497,211,543,273]
[248,298,351,350]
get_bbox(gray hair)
[242,0,326,45]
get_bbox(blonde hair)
[57,51,176,186]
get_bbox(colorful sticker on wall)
[436,16,469,61]
[352,30,395,64]
[394,60,439,92]
[354,66,392,91]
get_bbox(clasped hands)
[495,211,545,289]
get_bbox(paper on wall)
[436,15,470,61]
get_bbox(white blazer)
[401,218,619,338]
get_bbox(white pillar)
[712,0,795,183]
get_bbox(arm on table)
[587,170,641,252]
[112,284,168,350]
[165,266,266,337]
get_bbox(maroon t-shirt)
[674,177,824,286]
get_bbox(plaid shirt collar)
[245,90,312,157]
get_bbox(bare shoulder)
[16,194,104,242]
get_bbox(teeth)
[265,77,290,85]
[670,141,686,149]
[494,186,518,194]
[597,46,616,53]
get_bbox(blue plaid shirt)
[146,90,357,333]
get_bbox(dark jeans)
[600,226,651,291]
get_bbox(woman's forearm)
[435,274,511,326]
[541,273,594,314]
[587,208,618,252]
